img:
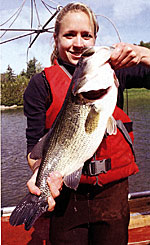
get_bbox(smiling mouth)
[81,87,111,100]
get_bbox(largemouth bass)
[9,46,119,230]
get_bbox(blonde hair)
[51,2,99,64]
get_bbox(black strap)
[82,158,111,176]
[116,120,136,161]
[123,122,133,133]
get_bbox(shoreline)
[0,105,23,110]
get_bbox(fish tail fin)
[9,192,49,230]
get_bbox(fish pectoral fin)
[106,116,117,135]
[85,108,100,134]
[63,167,82,190]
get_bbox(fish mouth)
[80,86,111,100]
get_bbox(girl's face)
[54,11,96,65]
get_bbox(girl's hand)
[27,168,41,195]
[110,42,150,69]
[27,170,63,211]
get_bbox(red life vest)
[44,62,139,186]
[45,60,72,129]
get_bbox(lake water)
[1,92,150,207]
[1,108,32,208]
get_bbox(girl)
[24,2,150,244]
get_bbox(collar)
[57,58,76,76]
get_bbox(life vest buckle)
[82,159,111,176]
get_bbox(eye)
[64,32,75,39]
[82,32,93,40]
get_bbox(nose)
[73,35,84,48]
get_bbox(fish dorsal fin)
[64,167,82,190]
[106,116,117,135]
[85,108,100,134]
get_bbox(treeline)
[138,41,150,49]
[1,58,43,106]
[1,41,150,106]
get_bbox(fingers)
[32,159,41,172]
[27,153,42,172]
[47,171,63,211]
[47,172,63,198]
[27,152,37,169]
[27,169,63,212]
[27,168,41,196]
[47,196,56,212]
[110,42,141,70]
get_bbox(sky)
[0,0,150,74]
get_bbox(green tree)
[36,62,43,73]
[5,65,15,82]
[139,41,150,49]
[20,69,26,76]
[20,60,43,77]
[1,57,44,106]
[26,57,37,79]
[1,74,29,106]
